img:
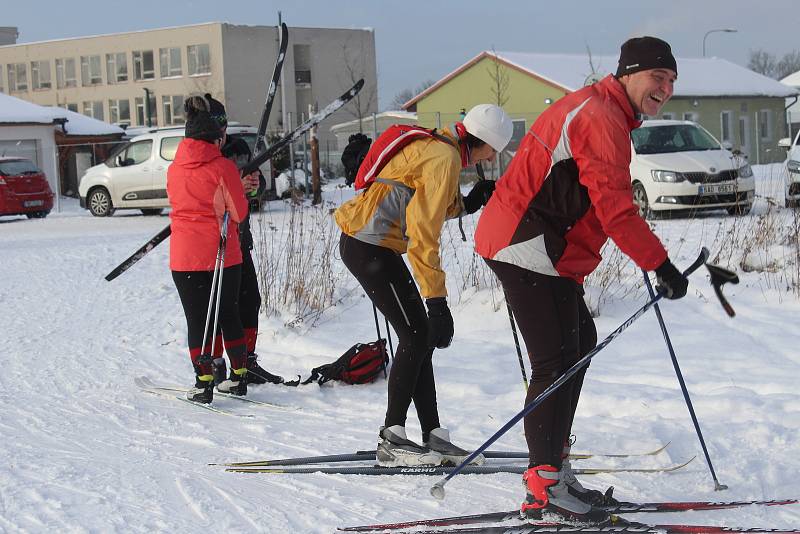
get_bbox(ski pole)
[430,248,710,500]
[641,269,727,491]
[201,212,230,373]
[503,292,528,391]
[385,317,395,361]
[209,212,231,367]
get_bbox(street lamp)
[703,29,737,57]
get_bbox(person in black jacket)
[205,94,286,386]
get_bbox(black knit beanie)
[204,93,228,129]
[184,96,223,142]
[615,36,677,78]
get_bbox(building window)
[80,55,102,86]
[106,53,128,84]
[64,103,78,113]
[31,60,51,90]
[8,63,28,92]
[56,58,77,89]
[82,100,104,120]
[109,98,131,125]
[682,112,698,122]
[661,112,675,120]
[159,47,182,78]
[720,111,733,143]
[294,43,311,86]
[187,44,210,75]
[758,110,772,141]
[132,50,155,81]
[162,95,185,125]
[135,95,157,126]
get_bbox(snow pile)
[0,165,798,532]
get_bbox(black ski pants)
[339,233,441,437]
[486,259,596,468]
[239,246,261,352]
[172,265,247,375]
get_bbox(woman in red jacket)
[168,95,250,403]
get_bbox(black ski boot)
[245,353,285,385]
[217,368,248,396]
[187,376,214,404]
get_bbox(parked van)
[780,131,800,207]
[78,125,263,217]
[630,120,755,219]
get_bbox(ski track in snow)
[0,168,799,532]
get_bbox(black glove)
[462,180,496,215]
[655,258,688,299]
[341,133,372,186]
[425,297,454,349]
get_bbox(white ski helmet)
[462,104,514,152]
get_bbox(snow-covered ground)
[1,166,798,532]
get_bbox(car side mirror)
[778,137,791,150]
[721,141,733,151]
[116,155,124,167]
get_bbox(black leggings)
[239,246,261,352]
[339,233,440,437]
[172,265,247,374]
[486,259,596,468]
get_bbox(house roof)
[404,51,799,108]
[781,70,800,88]
[0,91,66,124]
[45,107,125,136]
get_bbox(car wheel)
[140,208,163,216]
[88,187,114,217]
[726,203,752,216]
[632,182,651,219]
[25,210,50,219]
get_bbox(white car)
[780,131,800,207]
[629,120,755,219]
[78,125,261,217]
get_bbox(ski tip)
[353,78,365,92]
[430,482,446,500]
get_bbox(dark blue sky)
[8,0,799,108]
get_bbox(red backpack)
[301,339,389,386]
[352,125,453,190]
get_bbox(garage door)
[0,139,39,165]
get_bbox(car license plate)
[699,184,735,195]
[24,200,44,207]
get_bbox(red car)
[0,157,54,219]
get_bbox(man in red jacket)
[475,37,688,525]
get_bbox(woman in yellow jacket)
[335,104,513,467]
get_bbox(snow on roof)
[495,52,799,97]
[781,70,800,88]
[45,107,124,136]
[0,91,65,124]
[329,110,417,132]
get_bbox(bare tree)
[748,49,778,78]
[341,38,378,132]
[487,48,510,107]
[777,51,800,79]
[388,79,434,110]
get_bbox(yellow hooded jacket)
[334,128,464,299]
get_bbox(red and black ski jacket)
[475,75,667,283]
